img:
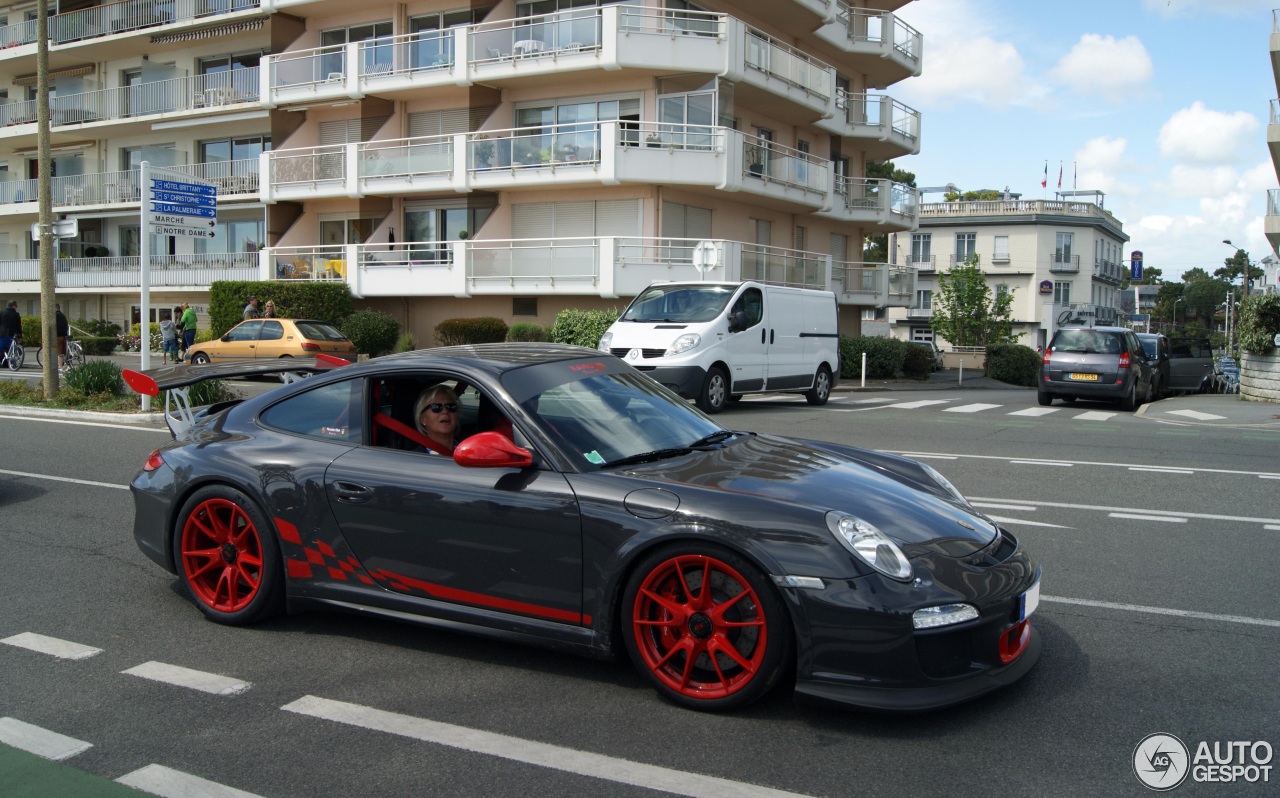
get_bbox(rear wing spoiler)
[123,354,351,439]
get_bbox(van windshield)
[620,285,734,323]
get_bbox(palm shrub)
[339,308,401,356]
[550,309,618,349]
[394,331,417,353]
[63,359,124,396]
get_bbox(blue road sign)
[151,190,216,207]
[151,178,216,197]
[150,202,217,217]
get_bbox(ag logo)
[1134,733,1189,790]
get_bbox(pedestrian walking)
[243,296,260,321]
[160,310,177,365]
[55,303,69,371]
[179,303,197,359]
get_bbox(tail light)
[1119,352,1130,369]
[301,342,320,351]
[1041,351,1051,365]
[142,449,165,472]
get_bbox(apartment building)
[887,192,1129,352]
[1267,10,1280,278]
[0,0,923,341]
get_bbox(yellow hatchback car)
[185,319,356,365]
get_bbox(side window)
[226,321,262,342]
[260,378,363,443]
[260,320,284,341]
[730,288,764,328]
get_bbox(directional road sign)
[144,171,217,238]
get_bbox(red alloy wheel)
[180,498,265,614]
[630,554,769,701]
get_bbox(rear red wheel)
[175,486,283,624]
[622,545,790,711]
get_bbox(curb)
[0,404,165,425]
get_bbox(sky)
[891,0,1277,283]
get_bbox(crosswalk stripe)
[116,764,266,798]
[1008,407,1058,416]
[0,717,92,761]
[885,399,952,409]
[1164,409,1226,421]
[121,662,251,696]
[1073,411,1116,421]
[944,403,1002,413]
[1,632,102,660]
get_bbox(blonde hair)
[414,384,459,434]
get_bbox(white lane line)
[985,515,1071,529]
[0,718,92,761]
[888,451,1280,479]
[1007,407,1058,416]
[116,764,266,798]
[284,695,815,798]
[970,502,1036,512]
[1,632,102,660]
[907,454,957,460]
[845,398,895,404]
[122,662,251,696]
[944,403,1002,413]
[1043,596,1280,629]
[969,496,1280,526]
[1109,512,1188,523]
[885,399,953,409]
[1164,409,1226,421]
[1267,525,1280,531]
[1262,475,1280,481]
[1072,411,1116,421]
[1128,467,1195,475]
[0,414,166,432]
[1009,460,1073,467]
[0,468,128,490]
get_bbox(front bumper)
[629,364,707,399]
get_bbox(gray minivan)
[1039,326,1154,410]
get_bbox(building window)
[915,289,931,310]
[1054,281,1071,304]
[321,22,393,76]
[910,328,934,343]
[513,297,538,316]
[860,308,877,321]
[1056,232,1073,264]
[954,233,976,264]
[911,233,931,268]
[992,235,1009,262]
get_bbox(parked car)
[1211,357,1240,394]
[184,318,356,365]
[1135,333,1170,399]
[909,340,945,372]
[1167,336,1215,393]
[123,344,1041,713]
[1039,326,1154,410]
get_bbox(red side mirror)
[454,431,534,468]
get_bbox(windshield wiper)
[603,447,692,468]
[689,430,736,448]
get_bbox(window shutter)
[829,233,847,262]
[513,203,553,240]
[594,199,640,237]
[552,201,595,238]
[408,106,495,138]
[319,117,390,145]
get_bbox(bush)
[20,314,41,347]
[985,343,1041,387]
[1238,293,1280,355]
[339,308,401,356]
[78,318,121,339]
[394,331,417,353]
[506,322,550,342]
[63,359,125,396]
[435,317,509,347]
[80,336,118,356]
[130,322,163,353]
[208,281,353,337]
[550,308,618,349]
[838,335,907,379]
[901,344,934,380]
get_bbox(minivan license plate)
[1069,373,1098,381]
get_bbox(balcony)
[833,261,913,307]
[820,176,918,230]
[1093,258,1124,285]
[265,121,831,212]
[1266,189,1280,254]
[0,252,257,290]
[816,4,921,88]
[824,91,919,157]
[0,159,259,217]
[906,305,932,319]
[263,8,839,126]
[1050,254,1080,274]
[1270,99,1280,183]
[918,197,1126,237]
[0,68,260,146]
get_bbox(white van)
[598,281,840,413]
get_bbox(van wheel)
[1037,391,1052,407]
[805,365,832,406]
[697,367,729,414]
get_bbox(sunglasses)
[422,402,458,413]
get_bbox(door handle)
[760,329,766,344]
[332,481,373,503]
[770,329,775,345]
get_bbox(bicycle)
[2,338,24,371]
[35,337,85,369]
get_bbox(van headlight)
[666,333,700,356]
[598,332,612,352]
[824,512,913,582]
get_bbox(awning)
[13,64,94,86]
[150,17,265,44]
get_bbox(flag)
[1041,161,1047,188]
[1073,162,1077,190]
[1057,162,1063,189]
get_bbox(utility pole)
[37,0,57,397]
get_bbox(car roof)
[364,343,607,376]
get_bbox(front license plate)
[1069,373,1098,381]
[1017,580,1041,621]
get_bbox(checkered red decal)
[275,517,375,586]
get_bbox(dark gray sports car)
[125,343,1041,712]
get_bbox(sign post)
[140,162,217,410]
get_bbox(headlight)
[824,512,913,581]
[920,462,970,507]
[665,333,700,356]
[597,332,612,352]
[913,603,979,629]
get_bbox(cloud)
[1143,0,1275,18]
[1050,35,1153,101]
[1157,102,1259,164]
[1073,137,1141,196]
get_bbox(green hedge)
[551,308,618,349]
[208,281,354,337]
[435,317,509,346]
[339,308,401,356]
[985,343,1041,387]
[506,322,551,342]
[901,343,934,380]
[838,335,909,379]
[1238,293,1280,355]
[81,336,118,356]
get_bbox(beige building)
[0,0,923,340]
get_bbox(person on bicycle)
[0,300,20,360]
[55,303,69,371]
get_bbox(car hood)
[615,434,999,554]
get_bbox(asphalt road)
[1,388,1277,798]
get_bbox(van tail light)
[1118,352,1130,369]
[301,342,320,351]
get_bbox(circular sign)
[1132,733,1189,791]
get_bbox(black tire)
[1119,381,1137,412]
[696,366,729,414]
[172,485,284,625]
[1037,391,1052,407]
[6,343,23,370]
[727,394,743,403]
[190,351,211,366]
[621,543,792,712]
[804,365,832,406]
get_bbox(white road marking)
[1127,467,1195,475]
[122,662,251,696]
[1043,596,1280,629]
[1108,512,1187,523]
[1164,409,1226,421]
[1072,411,1116,421]
[1,632,102,660]
[885,399,953,409]
[1009,460,1073,467]
[116,764,266,798]
[0,468,129,490]
[1267,525,1280,531]
[907,454,957,460]
[1007,407,1058,416]
[944,403,1002,413]
[844,398,896,404]
[0,717,92,761]
[970,502,1036,512]
[968,496,1280,525]
[985,515,1071,529]
[889,451,1280,480]
[0,414,165,431]
[283,695,816,798]
[1262,475,1280,481]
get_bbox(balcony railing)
[834,3,921,64]
[1050,254,1080,274]
[1094,259,1124,284]
[0,252,257,288]
[0,0,260,50]
[0,67,259,129]
[0,159,259,209]
[909,255,935,271]
[837,91,919,142]
[832,177,918,221]
[744,28,834,99]
[1269,188,1280,215]
[742,133,827,193]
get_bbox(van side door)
[723,286,768,392]
[762,290,810,390]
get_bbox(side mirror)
[454,431,534,469]
[220,335,231,342]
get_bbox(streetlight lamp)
[1172,296,1183,329]
[1222,239,1251,301]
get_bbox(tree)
[862,162,917,263]
[1182,267,1212,285]
[1184,277,1229,331]
[944,189,1002,202]
[1216,248,1263,291]
[929,256,1017,347]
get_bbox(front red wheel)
[622,545,791,711]
[175,486,283,624]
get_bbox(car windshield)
[294,321,349,341]
[1139,339,1158,358]
[1053,330,1121,354]
[511,368,725,469]
[619,285,734,323]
